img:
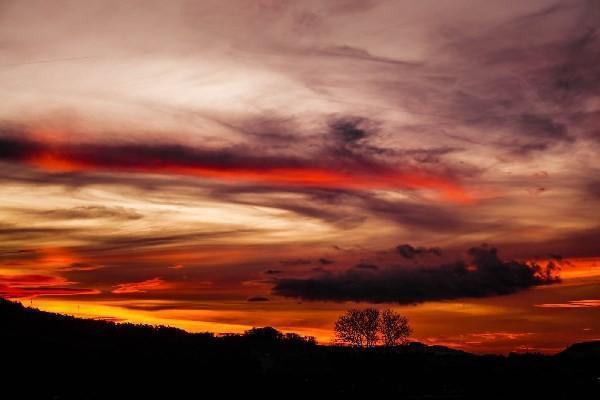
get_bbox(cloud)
[264,269,284,275]
[535,300,600,308]
[247,296,270,302]
[62,262,99,272]
[40,206,142,220]
[354,263,378,270]
[469,332,535,341]
[355,192,479,231]
[329,116,373,143]
[279,259,311,266]
[0,225,76,240]
[111,277,166,294]
[0,274,98,298]
[0,125,472,203]
[499,227,600,259]
[0,132,471,202]
[208,185,482,233]
[396,244,442,259]
[586,180,600,199]
[75,229,259,253]
[273,245,560,304]
[286,2,600,160]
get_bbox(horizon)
[1,0,600,355]
[5,297,598,356]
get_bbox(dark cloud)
[325,115,397,167]
[498,227,600,259]
[354,263,378,270]
[464,113,574,156]
[543,26,600,104]
[459,8,598,154]
[87,229,259,252]
[264,269,284,275]
[0,134,305,171]
[0,120,391,182]
[247,296,270,302]
[273,245,560,304]
[396,244,442,259]
[0,225,76,240]
[0,131,42,159]
[115,301,215,312]
[0,248,42,263]
[279,259,311,266]
[518,114,569,140]
[210,185,479,232]
[586,180,600,199]
[329,116,371,143]
[355,193,476,232]
[401,146,461,164]
[210,186,368,229]
[319,258,335,265]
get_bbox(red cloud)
[0,274,98,299]
[0,136,473,203]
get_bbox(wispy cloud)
[0,133,471,202]
[111,277,168,294]
[535,300,600,308]
[0,274,98,298]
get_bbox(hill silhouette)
[1,297,598,399]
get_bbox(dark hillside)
[1,298,598,399]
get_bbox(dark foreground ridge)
[1,298,598,399]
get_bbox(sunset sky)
[1,0,599,354]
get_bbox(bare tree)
[334,308,380,347]
[334,309,365,347]
[379,309,411,347]
[334,308,411,347]
[360,307,380,347]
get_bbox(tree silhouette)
[334,308,380,347]
[244,326,284,341]
[334,308,411,347]
[380,309,411,347]
[361,308,380,347]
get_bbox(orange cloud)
[535,300,600,308]
[112,278,168,294]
